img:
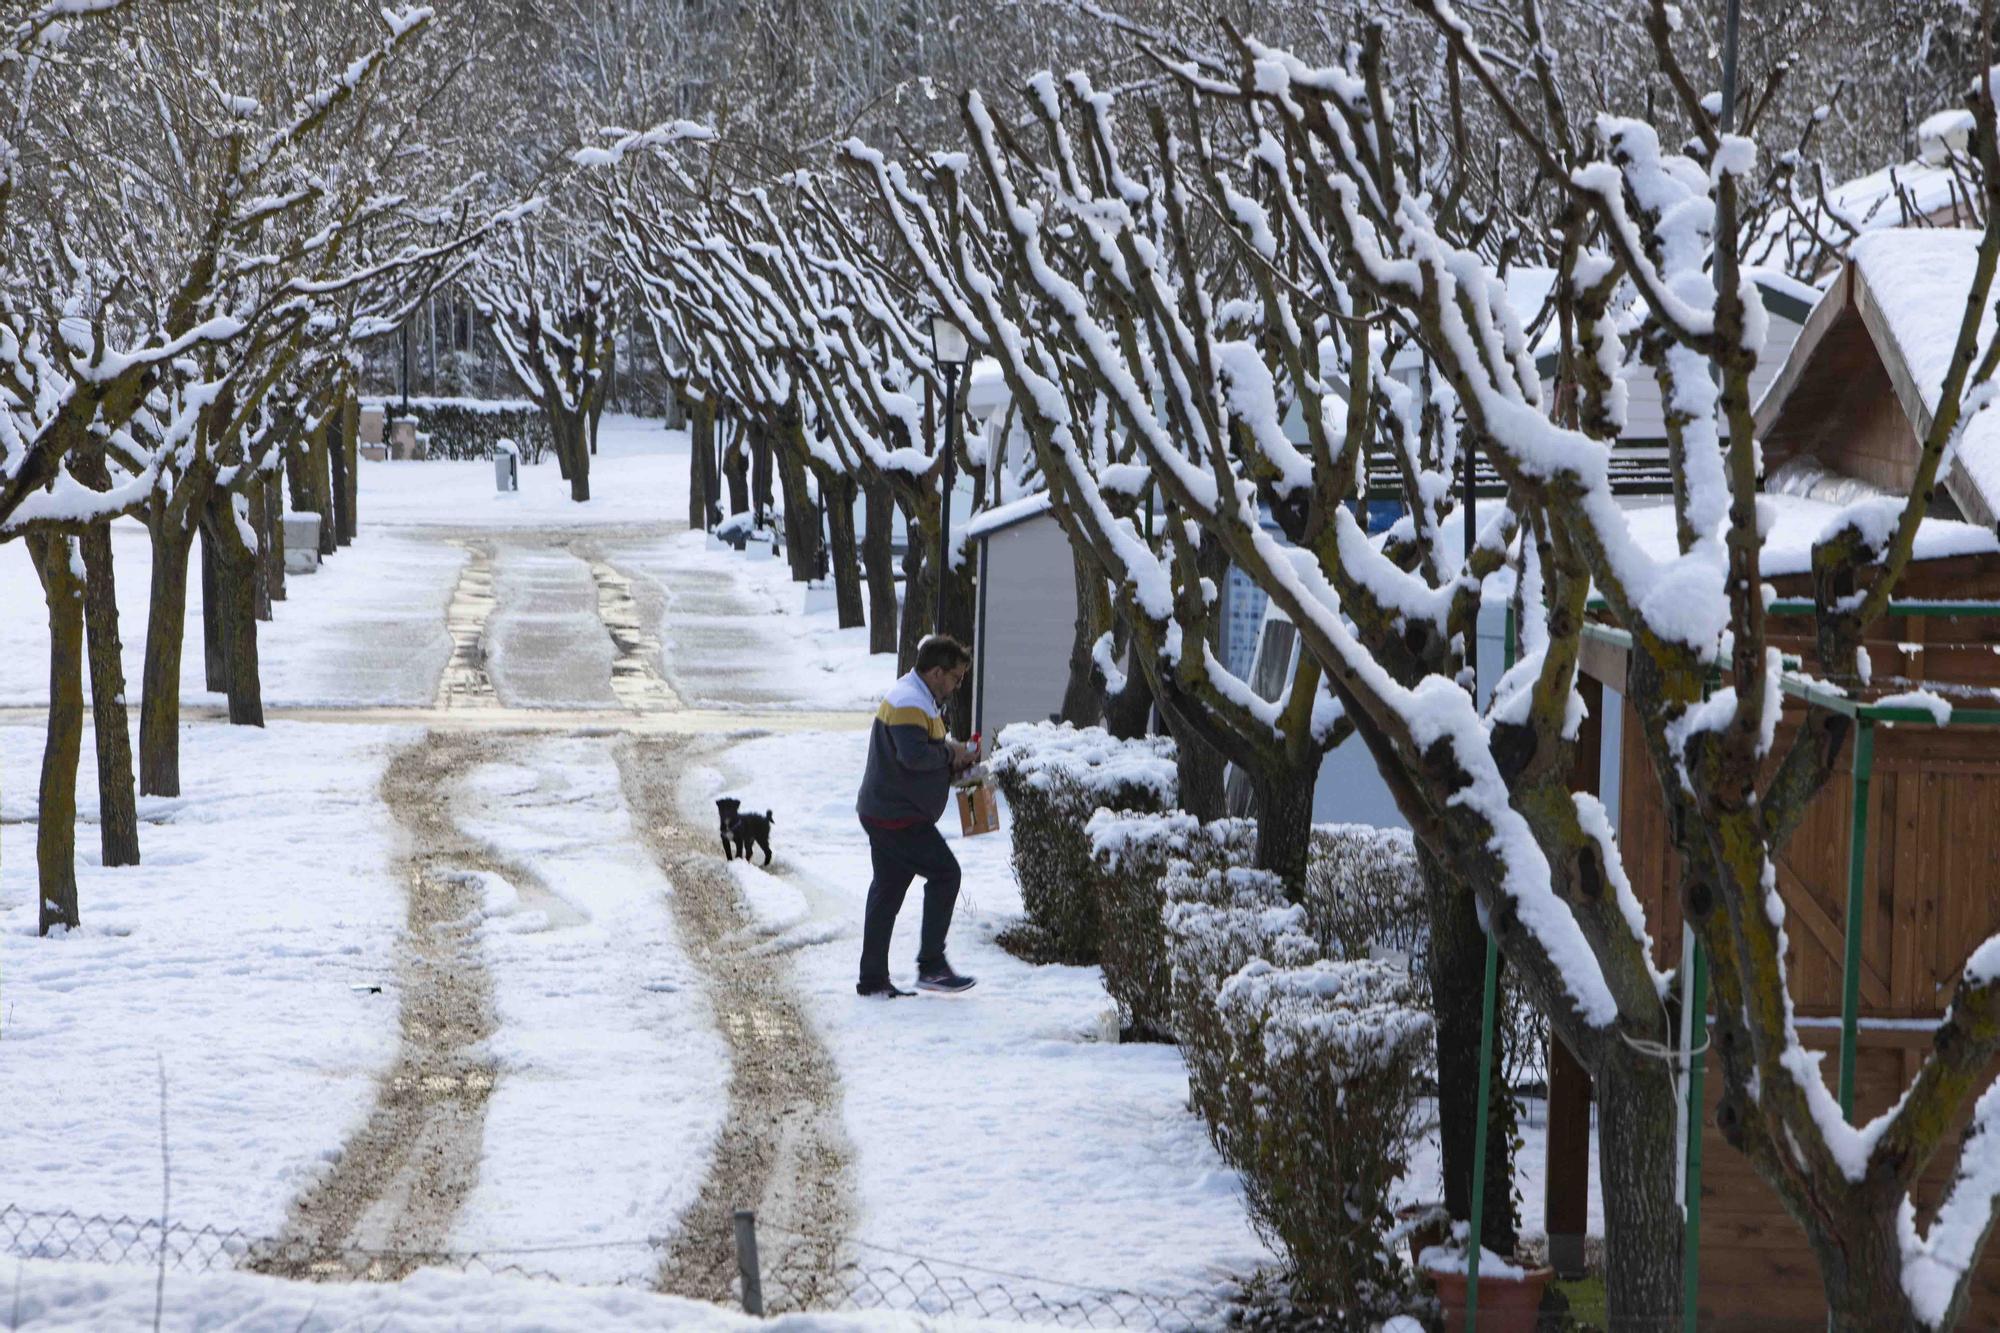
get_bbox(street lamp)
[929,314,970,635]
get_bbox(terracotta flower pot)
[1396,1203,1451,1270]
[1425,1264,1554,1333]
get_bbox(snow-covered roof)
[1623,493,1998,577]
[964,491,1054,542]
[1856,230,2000,524]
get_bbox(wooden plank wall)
[1614,686,2000,1325]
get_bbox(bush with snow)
[989,722,1177,962]
[1304,824,1547,1093]
[1087,810,1258,1040]
[1162,863,1429,1317]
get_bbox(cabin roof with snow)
[1755,228,2000,529]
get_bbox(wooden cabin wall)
[1612,682,2000,1324]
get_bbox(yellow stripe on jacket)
[877,702,946,739]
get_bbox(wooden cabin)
[1561,234,2000,1327]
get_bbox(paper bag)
[956,782,1000,837]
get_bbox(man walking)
[855,635,978,997]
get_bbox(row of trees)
[561,2,2000,1329]
[0,2,518,933]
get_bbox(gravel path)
[616,735,854,1309]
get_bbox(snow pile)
[989,723,1180,961]
[990,720,1178,801]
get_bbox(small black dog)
[716,797,775,866]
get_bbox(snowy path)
[255,731,503,1280]
[616,736,853,1305]
[2,421,1276,1326]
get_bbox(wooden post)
[732,1208,763,1316]
[1545,671,1604,1279]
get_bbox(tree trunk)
[78,524,140,868]
[246,473,273,621]
[309,412,336,557]
[30,534,84,934]
[200,524,227,693]
[1419,846,1521,1258]
[1102,640,1155,740]
[775,439,819,583]
[751,421,775,526]
[552,406,591,502]
[941,535,977,738]
[723,422,751,517]
[139,520,194,798]
[264,462,287,604]
[819,469,866,630]
[1595,1044,1686,1329]
[687,400,712,530]
[1061,542,1107,727]
[862,479,898,655]
[204,492,264,726]
[1251,768,1315,887]
[705,415,724,529]
[332,397,357,546]
[1159,694,1226,819]
[897,518,931,674]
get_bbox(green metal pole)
[1464,606,1515,1328]
[1838,722,1876,1120]
[1682,940,1708,1333]
[1465,923,1501,1330]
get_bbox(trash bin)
[493,438,520,494]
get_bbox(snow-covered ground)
[689,731,1271,1297]
[5,1260,1022,1332]
[448,737,730,1282]
[0,721,413,1231]
[0,412,1585,1328]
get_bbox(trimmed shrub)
[1304,823,1548,1093]
[364,396,553,463]
[988,722,1176,963]
[1164,863,1429,1320]
[1086,810,1257,1041]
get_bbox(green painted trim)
[1838,722,1876,1120]
[1683,943,1709,1333]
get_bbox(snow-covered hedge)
[364,396,552,463]
[1086,811,1257,1040]
[989,723,1176,963]
[1164,863,1428,1315]
[1303,824,1547,1091]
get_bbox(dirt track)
[255,731,520,1279]
[617,735,853,1307]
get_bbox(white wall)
[973,512,1079,738]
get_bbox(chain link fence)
[0,1204,1239,1329]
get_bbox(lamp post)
[929,314,970,635]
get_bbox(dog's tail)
[766,811,775,824]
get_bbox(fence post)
[733,1207,764,1316]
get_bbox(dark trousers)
[858,820,960,986]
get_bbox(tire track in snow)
[614,735,854,1308]
[255,731,542,1281]
[434,541,499,710]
